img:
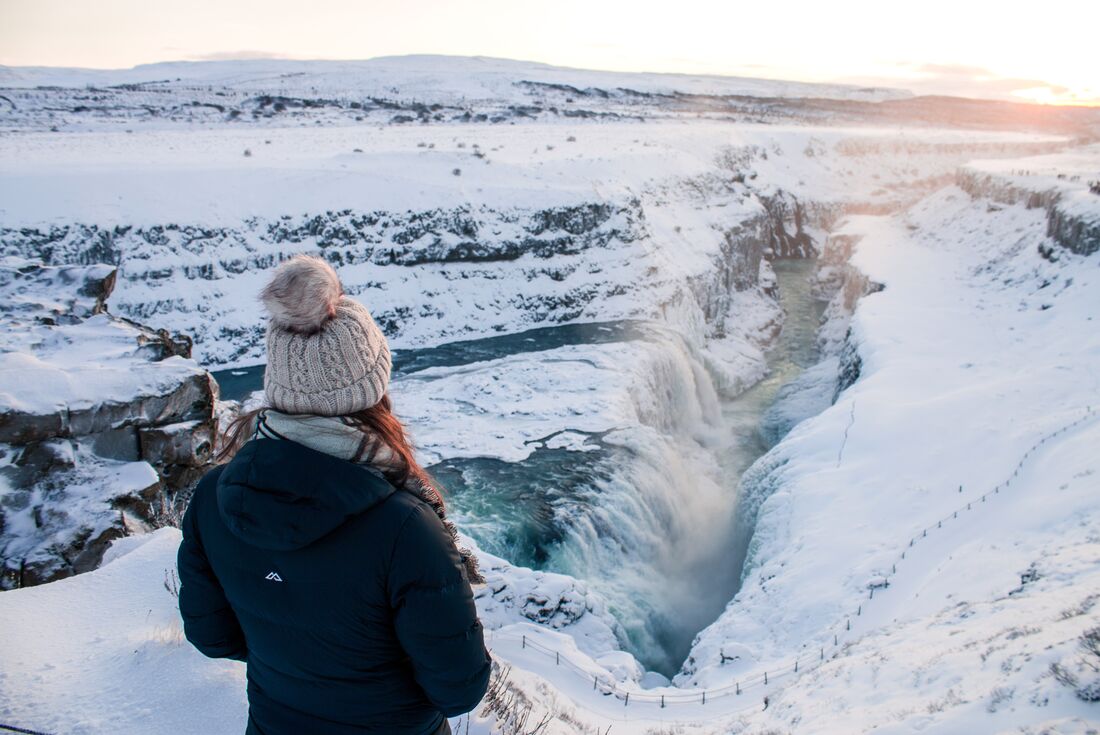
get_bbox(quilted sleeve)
[176,484,248,662]
[387,503,492,717]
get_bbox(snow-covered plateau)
[1,57,1099,734]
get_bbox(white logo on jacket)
[265,572,284,582]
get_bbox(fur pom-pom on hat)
[259,253,344,334]
[260,254,392,415]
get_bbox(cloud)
[834,62,1083,104]
[910,62,997,79]
[184,50,295,61]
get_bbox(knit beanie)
[259,254,391,416]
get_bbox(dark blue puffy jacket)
[176,436,492,735]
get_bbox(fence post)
[870,587,874,599]
[858,604,862,615]
[555,652,560,665]
[795,659,798,672]
[834,633,838,645]
[661,695,665,708]
[593,676,597,690]
[847,618,850,630]
[892,563,896,573]
[764,671,768,685]
[624,692,629,707]
[736,681,740,694]
[820,647,824,660]
[702,691,706,705]
[522,635,526,649]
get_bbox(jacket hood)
[216,437,397,550]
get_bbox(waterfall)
[430,323,743,675]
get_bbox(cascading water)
[429,324,736,676]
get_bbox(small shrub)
[1049,625,1100,701]
[243,148,252,157]
[164,568,180,599]
[1058,592,1099,619]
[452,168,461,176]
[480,662,555,735]
[1088,180,1100,196]
[151,487,190,529]
[986,686,1014,713]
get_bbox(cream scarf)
[252,407,485,585]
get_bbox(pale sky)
[1,0,1097,105]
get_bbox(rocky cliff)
[0,187,822,372]
[956,164,1100,256]
[0,256,216,588]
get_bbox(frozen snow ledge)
[673,152,1100,729]
[957,144,1100,256]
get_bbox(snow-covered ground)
[2,59,1099,734]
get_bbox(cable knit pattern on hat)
[261,255,392,415]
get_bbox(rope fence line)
[0,723,54,735]
[485,405,1098,710]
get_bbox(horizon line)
[2,52,1098,109]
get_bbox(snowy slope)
[0,55,911,102]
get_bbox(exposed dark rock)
[1047,202,1100,256]
[89,426,141,462]
[0,371,215,445]
[758,191,821,258]
[833,327,863,402]
[138,418,215,467]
